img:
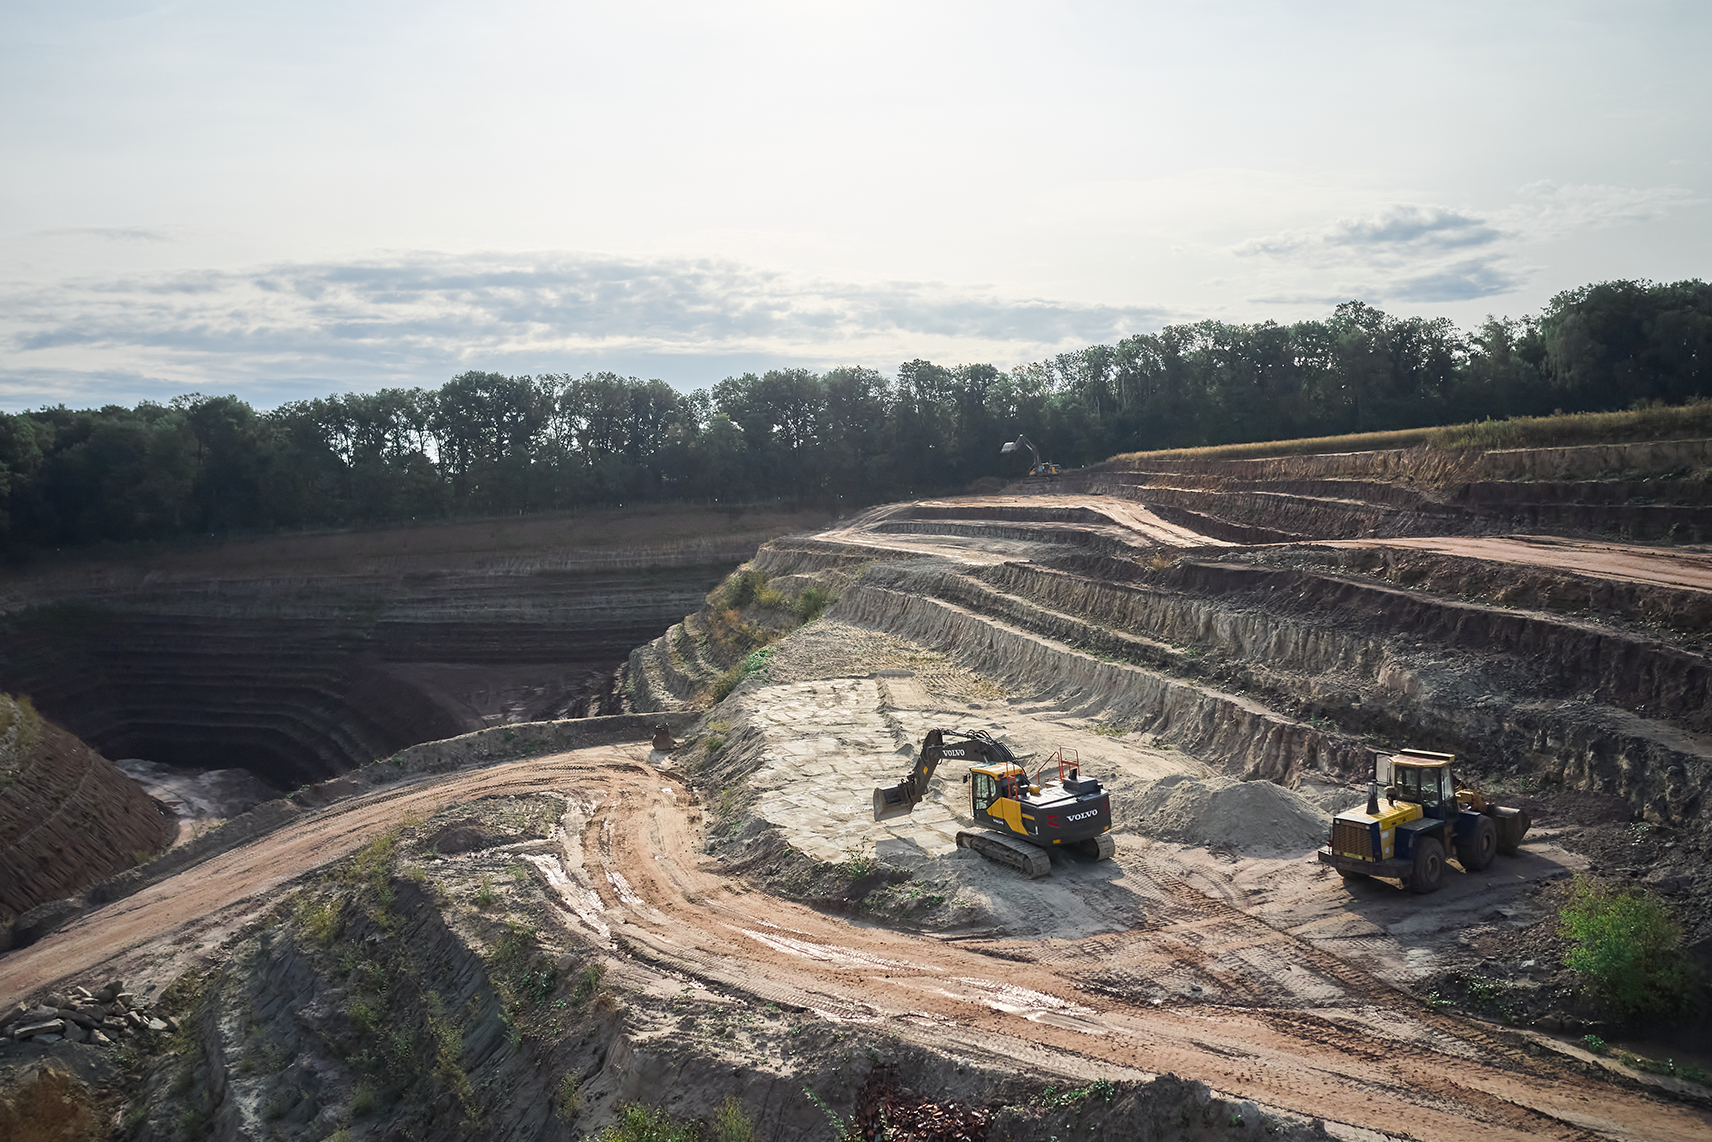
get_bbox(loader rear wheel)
[1408,838,1445,894]
[1457,816,1497,873]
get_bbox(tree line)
[1,278,1707,553]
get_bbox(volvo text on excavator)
[873,729,1113,877]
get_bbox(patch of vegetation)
[571,962,606,1006]
[839,843,877,880]
[554,1071,583,1121]
[344,828,402,927]
[722,568,769,610]
[803,1087,858,1142]
[425,990,480,1129]
[794,585,836,624]
[1557,874,1700,1020]
[711,1096,757,1142]
[1035,1079,1119,1109]
[1090,723,1129,737]
[712,646,778,702]
[588,1103,701,1142]
[0,691,43,788]
[296,897,344,945]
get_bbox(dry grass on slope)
[1104,400,1712,466]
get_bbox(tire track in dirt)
[3,746,1708,1142]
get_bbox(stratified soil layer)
[0,719,174,919]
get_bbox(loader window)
[1395,767,1443,807]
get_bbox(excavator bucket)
[873,783,915,821]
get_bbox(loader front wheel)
[1408,838,1445,895]
[1457,816,1497,873]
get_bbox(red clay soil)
[3,746,1707,1142]
[0,721,175,918]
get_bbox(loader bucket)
[1492,805,1532,853]
[873,783,914,822]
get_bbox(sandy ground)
[3,743,1707,1142]
[1323,535,1712,593]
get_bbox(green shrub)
[721,569,768,609]
[711,647,777,703]
[297,897,343,946]
[1558,875,1699,1020]
[794,586,835,623]
[589,1104,700,1142]
[710,1096,755,1142]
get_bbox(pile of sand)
[1134,773,1327,852]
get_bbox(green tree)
[1558,874,1699,1021]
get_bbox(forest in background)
[1,278,1707,554]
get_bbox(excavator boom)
[873,729,1013,821]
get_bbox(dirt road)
[1322,535,1712,593]
[5,747,1707,1142]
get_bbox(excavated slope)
[0,564,727,789]
[0,710,175,922]
[1087,436,1712,542]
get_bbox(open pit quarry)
[3,444,1712,1141]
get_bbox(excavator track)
[1082,833,1115,861]
[956,830,1052,878]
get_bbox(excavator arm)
[1001,434,1041,469]
[873,729,1013,821]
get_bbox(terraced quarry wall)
[625,438,1712,934]
[1086,436,1712,543]
[0,565,726,789]
[0,509,832,792]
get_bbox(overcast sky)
[2,0,1707,410]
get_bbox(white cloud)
[1501,181,1699,238]
[1236,204,1506,260]
[1232,183,1697,306]
[0,252,1174,407]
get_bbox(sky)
[2,0,1708,411]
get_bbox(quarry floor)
[2,725,1706,1141]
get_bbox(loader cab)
[1386,751,1455,822]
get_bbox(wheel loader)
[1317,749,1531,894]
[873,729,1113,878]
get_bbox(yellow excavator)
[873,729,1114,878]
[1001,434,1061,477]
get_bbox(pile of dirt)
[1133,774,1326,852]
[0,1063,103,1142]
